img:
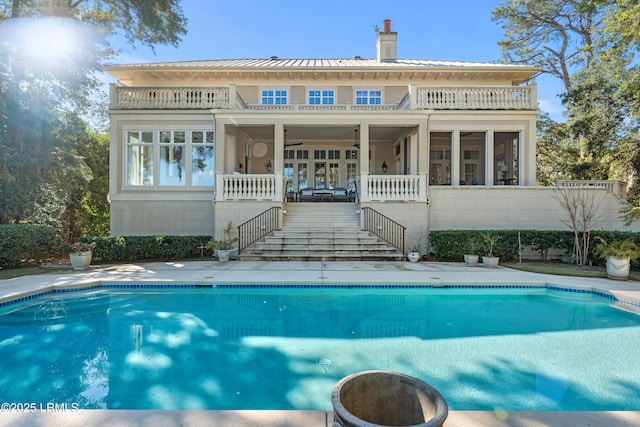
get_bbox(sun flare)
[21,19,77,63]
[0,17,100,71]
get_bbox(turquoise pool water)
[0,285,639,411]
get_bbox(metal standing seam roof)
[103,57,538,71]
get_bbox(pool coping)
[1,260,640,426]
[2,278,640,314]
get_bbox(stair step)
[239,203,404,261]
[240,253,406,261]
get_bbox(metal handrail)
[237,207,281,253]
[362,207,406,253]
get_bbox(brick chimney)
[376,19,397,62]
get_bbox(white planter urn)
[407,252,421,263]
[482,255,499,268]
[463,254,479,266]
[217,249,230,263]
[605,256,630,280]
[69,251,92,270]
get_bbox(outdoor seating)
[332,188,348,202]
[312,189,333,201]
[297,187,350,202]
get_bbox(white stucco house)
[104,20,634,254]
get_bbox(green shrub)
[0,224,61,267]
[82,235,212,262]
[430,230,573,262]
[429,229,639,270]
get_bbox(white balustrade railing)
[244,104,398,111]
[555,180,627,199]
[221,174,278,200]
[415,86,534,110]
[113,86,230,109]
[365,175,423,201]
[112,85,535,111]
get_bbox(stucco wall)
[110,200,215,236]
[362,186,638,253]
[213,200,283,241]
[359,201,429,251]
[109,186,637,246]
[427,186,633,231]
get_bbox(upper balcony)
[110,84,537,111]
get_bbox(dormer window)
[355,89,382,105]
[261,89,288,105]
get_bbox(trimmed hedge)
[80,235,212,262]
[429,229,640,270]
[0,224,61,267]
[429,230,531,262]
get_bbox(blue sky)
[108,0,565,120]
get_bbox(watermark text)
[1,402,79,412]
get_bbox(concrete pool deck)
[1,260,640,426]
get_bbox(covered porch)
[213,121,430,204]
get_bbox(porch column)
[228,84,237,109]
[274,122,284,173]
[409,134,418,175]
[486,130,494,186]
[452,130,460,186]
[417,120,429,175]
[417,116,430,202]
[273,122,284,201]
[359,122,370,202]
[214,119,226,200]
[524,119,536,185]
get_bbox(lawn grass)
[0,266,69,280]
[503,261,640,282]
[2,260,639,282]
[0,266,54,280]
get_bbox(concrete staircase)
[239,203,405,261]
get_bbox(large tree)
[493,0,639,200]
[492,0,600,92]
[0,1,187,236]
[6,0,186,49]
[535,112,579,185]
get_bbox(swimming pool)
[0,284,639,411]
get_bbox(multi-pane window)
[191,131,215,186]
[125,129,214,187]
[159,131,186,186]
[314,150,327,160]
[355,89,382,105]
[298,164,308,189]
[346,163,357,191]
[460,132,485,185]
[308,89,335,105]
[429,149,451,185]
[261,89,287,105]
[126,131,154,186]
[328,150,340,160]
[329,162,339,189]
[314,162,326,188]
[284,162,294,192]
[346,150,358,160]
[463,150,481,185]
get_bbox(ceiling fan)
[284,129,303,147]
